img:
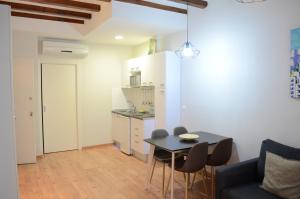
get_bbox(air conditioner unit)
[42,40,89,57]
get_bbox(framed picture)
[290,29,300,98]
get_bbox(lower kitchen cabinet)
[130,118,155,157]
[112,113,131,155]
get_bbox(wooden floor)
[18,145,211,199]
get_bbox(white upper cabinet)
[123,55,155,87]
[152,53,166,89]
[141,56,154,86]
[122,62,130,88]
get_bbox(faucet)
[127,101,136,113]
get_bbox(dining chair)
[165,142,209,199]
[149,129,172,195]
[173,126,188,136]
[206,138,233,199]
[173,126,190,159]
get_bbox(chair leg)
[185,173,190,199]
[211,166,215,199]
[204,167,208,179]
[164,171,172,198]
[200,169,208,197]
[149,159,156,184]
[162,163,165,195]
[190,173,196,190]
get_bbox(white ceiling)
[11,0,187,46]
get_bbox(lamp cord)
[186,1,189,42]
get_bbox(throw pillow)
[262,152,300,199]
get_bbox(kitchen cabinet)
[122,56,155,87]
[112,113,120,142]
[130,118,155,155]
[121,65,130,88]
[112,113,131,155]
[141,56,154,86]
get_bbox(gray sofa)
[215,139,300,199]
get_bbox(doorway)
[41,63,78,154]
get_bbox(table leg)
[171,152,175,199]
[146,144,155,190]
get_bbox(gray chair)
[207,138,233,199]
[174,126,188,136]
[149,129,172,195]
[174,126,190,157]
[165,142,209,199]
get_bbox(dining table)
[144,131,229,199]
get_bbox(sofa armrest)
[215,158,259,199]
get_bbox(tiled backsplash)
[122,87,154,113]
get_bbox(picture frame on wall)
[290,28,300,98]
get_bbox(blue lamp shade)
[175,41,200,58]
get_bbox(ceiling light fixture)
[175,3,200,59]
[115,35,124,40]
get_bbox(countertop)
[112,109,155,120]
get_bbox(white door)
[13,60,36,164]
[42,64,78,153]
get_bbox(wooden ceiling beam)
[167,0,208,9]
[11,11,84,24]
[20,0,101,12]
[115,0,187,14]
[96,0,111,2]
[0,0,91,19]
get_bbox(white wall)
[0,5,19,199]
[13,31,37,164]
[12,31,133,155]
[78,44,132,147]
[162,0,300,161]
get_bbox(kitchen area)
[111,51,181,161]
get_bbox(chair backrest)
[173,126,188,136]
[182,142,208,173]
[151,129,169,139]
[208,138,233,166]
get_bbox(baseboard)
[132,150,148,162]
[82,143,113,150]
[36,155,44,159]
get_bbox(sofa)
[215,139,300,199]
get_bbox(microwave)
[130,71,141,87]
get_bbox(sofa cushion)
[262,152,300,199]
[222,183,280,199]
[257,139,300,181]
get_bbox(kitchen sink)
[112,109,154,118]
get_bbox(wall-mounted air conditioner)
[42,40,89,58]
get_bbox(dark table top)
[144,131,228,152]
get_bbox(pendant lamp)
[175,3,200,58]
